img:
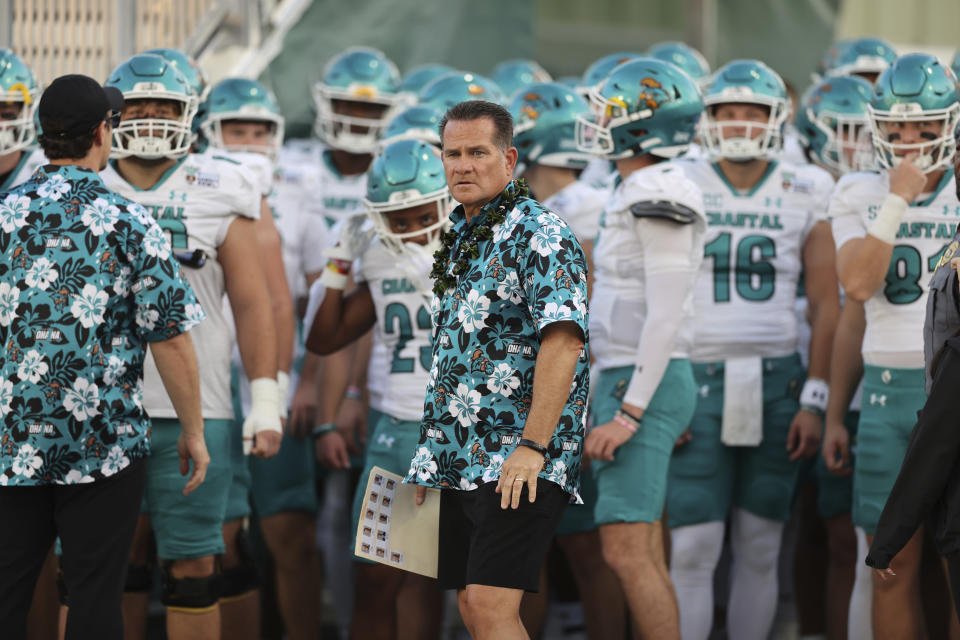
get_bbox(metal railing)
[3,0,297,86]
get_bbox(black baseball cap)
[38,74,125,139]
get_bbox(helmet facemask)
[812,109,874,174]
[0,84,36,154]
[312,85,403,153]
[575,90,630,157]
[112,93,198,160]
[203,111,285,160]
[365,187,452,258]
[869,103,960,173]
[701,94,790,161]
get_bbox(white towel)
[721,356,764,446]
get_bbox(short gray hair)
[438,100,513,152]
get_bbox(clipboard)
[353,465,441,578]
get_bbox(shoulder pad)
[629,200,699,224]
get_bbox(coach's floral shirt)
[0,165,203,486]
[405,181,590,500]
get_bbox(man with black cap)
[0,74,210,640]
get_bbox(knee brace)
[160,559,222,612]
[670,521,725,573]
[220,528,260,600]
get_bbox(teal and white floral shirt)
[0,164,203,486]
[405,181,590,500]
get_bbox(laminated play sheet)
[353,466,440,578]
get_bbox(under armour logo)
[881,369,892,384]
[699,385,709,398]
[377,434,396,448]
[870,394,887,407]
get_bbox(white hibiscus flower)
[0,282,21,326]
[0,473,7,486]
[482,454,505,483]
[0,193,30,233]
[493,214,521,243]
[132,379,144,408]
[541,302,572,323]
[12,444,42,478]
[487,363,520,398]
[70,284,108,328]
[184,303,205,325]
[80,197,120,236]
[0,377,12,415]
[459,477,478,491]
[101,446,130,476]
[113,265,132,296]
[17,350,48,384]
[63,468,94,484]
[142,224,171,260]
[24,257,59,291]
[62,377,100,421]
[37,173,71,200]
[103,355,127,385]
[135,305,160,331]
[495,271,524,304]
[530,223,565,257]
[548,460,568,488]
[448,383,481,427]
[409,446,438,482]
[456,289,490,333]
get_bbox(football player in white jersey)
[829,53,960,639]
[281,46,404,632]
[508,81,624,637]
[201,76,322,640]
[575,57,708,639]
[306,138,449,640]
[97,54,282,640]
[794,74,875,639]
[0,49,46,191]
[667,60,839,640]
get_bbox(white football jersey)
[0,147,46,190]
[590,162,706,371]
[683,158,835,361]
[830,170,959,368]
[276,139,366,229]
[355,241,434,421]
[543,177,608,245]
[103,153,260,418]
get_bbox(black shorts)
[437,479,568,592]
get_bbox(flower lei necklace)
[430,179,530,296]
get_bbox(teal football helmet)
[510,82,592,173]
[700,59,790,160]
[952,50,960,81]
[141,48,207,98]
[400,64,456,95]
[106,53,199,159]
[200,77,284,158]
[577,52,643,96]
[379,105,442,148]
[491,59,552,100]
[794,76,874,175]
[868,53,960,173]
[418,72,505,112]
[312,47,403,153]
[364,139,451,256]
[825,37,897,81]
[647,42,711,85]
[0,49,39,153]
[576,58,704,159]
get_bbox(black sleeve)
[628,200,699,224]
[867,340,960,569]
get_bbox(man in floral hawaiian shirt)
[0,75,208,640]
[406,100,589,640]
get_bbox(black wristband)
[518,438,547,456]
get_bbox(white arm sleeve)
[622,217,698,409]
